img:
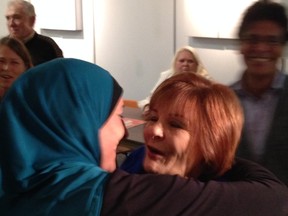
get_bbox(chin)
[106,166,116,172]
[143,159,162,174]
[101,163,116,172]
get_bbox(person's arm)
[101,158,288,216]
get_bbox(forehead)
[152,97,192,118]
[176,50,194,59]
[6,4,25,16]
[244,20,284,36]
[151,103,192,128]
[0,45,20,58]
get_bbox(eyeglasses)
[240,34,286,46]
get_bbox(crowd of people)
[0,0,63,101]
[123,0,288,188]
[0,57,287,216]
[0,0,288,215]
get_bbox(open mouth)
[0,74,13,79]
[147,145,165,156]
[248,56,272,62]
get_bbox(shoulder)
[33,33,59,45]
[156,69,173,81]
[229,79,241,89]
[284,74,288,87]
[160,69,173,77]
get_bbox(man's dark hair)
[238,1,288,42]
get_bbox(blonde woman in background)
[138,46,211,109]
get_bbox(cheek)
[190,63,198,71]
[175,62,181,70]
[14,19,22,26]
[114,119,125,140]
[172,134,191,155]
[11,67,25,76]
[274,47,284,58]
[17,65,26,73]
[240,43,248,55]
[143,124,154,142]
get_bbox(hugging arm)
[101,158,288,216]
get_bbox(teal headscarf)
[0,58,123,215]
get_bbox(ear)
[239,41,245,55]
[29,16,36,27]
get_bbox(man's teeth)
[251,57,270,62]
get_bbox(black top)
[101,158,288,216]
[25,32,63,66]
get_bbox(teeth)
[250,57,270,62]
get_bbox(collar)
[22,31,35,43]
[231,71,286,93]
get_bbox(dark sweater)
[102,158,288,216]
[25,32,63,66]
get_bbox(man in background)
[231,1,288,185]
[5,0,63,66]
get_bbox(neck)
[11,30,35,43]
[22,31,35,43]
[242,71,276,96]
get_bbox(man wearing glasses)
[231,1,288,186]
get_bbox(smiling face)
[0,44,26,99]
[174,50,198,74]
[6,3,35,41]
[143,104,202,178]
[99,97,125,172]
[240,20,285,77]
[142,73,244,178]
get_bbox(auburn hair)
[147,73,243,178]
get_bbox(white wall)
[188,40,244,85]
[175,0,246,85]
[31,0,95,63]
[93,0,174,100]
[30,0,174,100]
[0,0,9,37]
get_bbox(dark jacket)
[102,158,288,216]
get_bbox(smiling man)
[231,1,288,185]
[5,0,63,66]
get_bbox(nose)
[252,41,272,51]
[182,61,189,65]
[1,63,9,71]
[150,122,164,141]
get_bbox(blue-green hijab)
[0,58,123,215]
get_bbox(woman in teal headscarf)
[0,58,287,216]
[0,58,124,215]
